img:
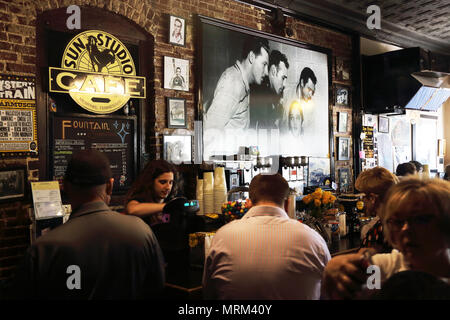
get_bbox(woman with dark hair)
[125,160,180,225]
[395,162,416,178]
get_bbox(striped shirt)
[202,205,331,300]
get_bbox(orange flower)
[314,199,321,207]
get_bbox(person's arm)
[125,200,165,218]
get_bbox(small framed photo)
[0,166,26,203]
[164,56,189,92]
[335,57,350,81]
[167,97,187,128]
[378,116,389,133]
[163,135,192,164]
[337,112,348,133]
[169,15,186,47]
[335,85,349,107]
[338,167,351,193]
[337,137,351,161]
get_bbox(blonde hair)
[381,178,450,246]
[355,167,399,200]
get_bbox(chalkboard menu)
[51,114,136,194]
[362,126,374,159]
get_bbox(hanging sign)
[0,74,38,157]
[49,30,146,114]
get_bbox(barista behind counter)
[124,160,201,271]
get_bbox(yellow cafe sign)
[49,30,146,114]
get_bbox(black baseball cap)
[64,149,112,186]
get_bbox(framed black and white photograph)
[338,167,351,193]
[337,137,351,161]
[308,157,331,186]
[167,97,187,128]
[335,57,350,81]
[337,111,348,133]
[163,135,192,164]
[335,85,349,107]
[164,56,189,91]
[199,15,331,161]
[378,116,389,133]
[169,15,186,47]
[0,166,26,203]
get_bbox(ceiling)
[248,0,450,55]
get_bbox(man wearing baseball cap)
[6,149,165,299]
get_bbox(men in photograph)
[5,149,165,299]
[250,49,289,130]
[203,37,270,131]
[170,66,187,90]
[281,67,317,136]
[171,18,184,45]
[203,173,331,300]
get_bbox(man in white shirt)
[202,173,331,300]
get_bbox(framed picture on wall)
[335,85,349,107]
[169,15,186,47]
[163,135,192,164]
[199,15,332,161]
[335,57,350,81]
[338,167,351,193]
[166,97,187,128]
[308,157,331,186]
[337,137,351,161]
[337,112,348,133]
[164,56,189,91]
[378,116,389,133]
[0,166,26,203]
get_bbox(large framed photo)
[169,15,186,47]
[164,56,189,91]
[199,15,331,161]
[337,112,348,133]
[167,97,187,128]
[0,166,26,203]
[335,85,349,107]
[163,135,192,164]
[308,157,331,187]
[337,137,351,161]
[378,116,389,133]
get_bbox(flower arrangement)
[302,188,337,219]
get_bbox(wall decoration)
[337,111,348,133]
[0,166,26,203]
[308,157,331,186]
[362,126,374,158]
[199,15,331,160]
[164,56,189,91]
[378,116,389,133]
[335,85,349,107]
[338,167,351,193]
[0,74,38,157]
[169,15,186,47]
[167,97,187,128]
[337,137,351,161]
[163,134,192,163]
[391,116,411,171]
[335,57,350,81]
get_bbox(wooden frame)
[335,57,350,81]
[0,166,26,203]
[337,137,351,161]
[338,167,351,193]
[378,116,389,133]
[337,111,348,133]
[335,85,350,107]
[169,15,186,47]
[167,97,187,128]
[164,56,189,91]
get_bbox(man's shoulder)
[217,64,246,90]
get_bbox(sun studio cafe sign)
[49,30,146,114]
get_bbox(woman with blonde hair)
[355,167,399,253]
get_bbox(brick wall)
[0,0,354,282]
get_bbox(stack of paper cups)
[214,167,227,214]
[196,178,204,215]
[203,172,214,214]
